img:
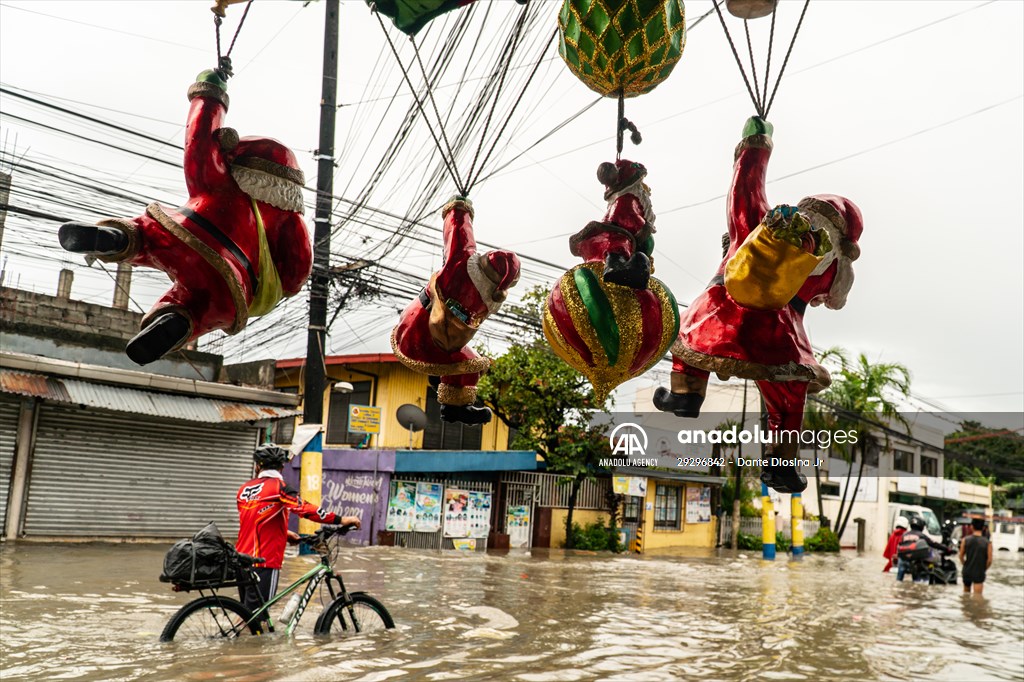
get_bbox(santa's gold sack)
[724,225,822,310]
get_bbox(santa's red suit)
[655,119,863,491]
[568,160,656,290]
[391,198,520,423]
[58,71,311,364]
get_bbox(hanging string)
[467,26,558,191]
[616,90,625,158]
[764,0,810,117]
[372,6,468,196]
[761,6,778,113]
[213,0,255,78]
[464,2,530,190]
[711,0,764,117]
[614,88,642,160]
[411,37,467,195]
[743,19,764,114]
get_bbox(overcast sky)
[1,0,1021,419]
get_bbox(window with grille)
[920,455,938,477]
[325,381,373,445]
[654,485,681,530]
[422,386,483,450]
[623,495,641,523]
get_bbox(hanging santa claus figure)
[568,159,656,290]
[391,197,520,425]
[58,69,311,365]
[653,116,863,494]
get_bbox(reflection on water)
[1,542,1022,681]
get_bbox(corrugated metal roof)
[0,369,300,423]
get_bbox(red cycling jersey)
[236,471,341,569]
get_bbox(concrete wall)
[1,287,222,380]
[550,508,610,548]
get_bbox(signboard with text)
[348,405,381,434]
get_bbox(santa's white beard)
[805,213,854,310]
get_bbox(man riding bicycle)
[237,444,360,628]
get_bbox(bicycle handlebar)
[297,522,358,544]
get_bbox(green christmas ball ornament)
[558,0,686,98]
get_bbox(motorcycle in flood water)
[899,523,959,585]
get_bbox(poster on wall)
[443,488,470,537]
[451,538,476,551]
[686,485,711,524]
[414,482,443,532]
[385,481,416,532]
[612,476,647,498]
[468,491,492,539]
[507,505,531,548]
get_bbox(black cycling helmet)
[253,443,289,470]
[908,516,926,531]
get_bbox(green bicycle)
[160,525,394,642]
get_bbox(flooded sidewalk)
[1,542,1022,681]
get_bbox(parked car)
[991,521,1024,552]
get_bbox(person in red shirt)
[236,444,360,628]
[883,516,909,573]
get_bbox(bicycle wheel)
[160,595,259,642]
[314,592,395,637]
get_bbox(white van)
[889,503,942,544]
[992,521,1024,552]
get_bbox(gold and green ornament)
[558,0,686,97]
[544,262,679,402]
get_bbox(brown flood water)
[1,542,1022,681]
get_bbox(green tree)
[945,421,1024,485]
[816,348,912,541]
[477,286,612,549]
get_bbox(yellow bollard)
[761,483,775,560]
[791,493,804,558]
[298,431,323,536]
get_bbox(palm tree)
[817,350,911,540]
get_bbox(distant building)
[0,277,299,541]
[631,383,993,553]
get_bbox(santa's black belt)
[707,274,807,316]
[418,288,431,310]
[179,207,259,292]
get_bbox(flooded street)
[1,542,1022,681]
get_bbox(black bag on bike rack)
[160,521,241,588]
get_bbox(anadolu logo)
[609,422,648,456]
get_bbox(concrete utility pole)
[303,0,339,426]
[299,0,339,535]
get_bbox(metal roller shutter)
[0,397,21,532]
[24,405,258,538]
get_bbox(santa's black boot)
[58,222,128,256]
[125,312,191,366]
[603,251,650,289]
[653,387,704,418]
[760,466,807,494]
[440,404,493,425]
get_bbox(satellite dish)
[396,404,427,432]
[396,404,428,449]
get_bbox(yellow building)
[614,468,725,551]
[274,353,513,451]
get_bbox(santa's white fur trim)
[803,209,855,310]
[465,254,504,316]
[230,165,304,213]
